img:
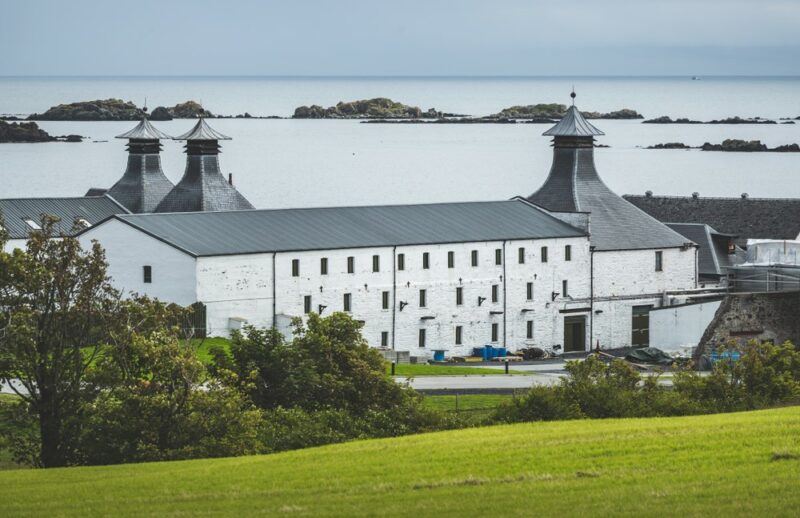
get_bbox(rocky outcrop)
[0,121,83,143]
[149,101,213,120]
[493,104,642,120]
[647,142,692,149]
[293,98,437,119]
[29,99,143,121]
[700,139,799,152]
[643,116,702,124]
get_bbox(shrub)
[493,386,583,423]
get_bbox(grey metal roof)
[115,118,172,140]
[667,223,745,279]
[174,118,231,141]
[527,138,691,251]
[542,105,604,137]
[0,195,129,239]
[100,199,586,257]
[154,155,254,213]
[624,195,800,247]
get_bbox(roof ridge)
[624,194,800,202]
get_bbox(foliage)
[2,407,799,516]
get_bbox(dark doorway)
[564,316,586,352]
[631,305,653,347]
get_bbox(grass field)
[2,407,798,517]
[422,394,513,412]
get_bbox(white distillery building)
[73,103,701,354]
[78,200,592,355]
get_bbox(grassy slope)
[2,408,799,517]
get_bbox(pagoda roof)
[174,118,231,141]
[542,105,604,137]
[115,117,172,140]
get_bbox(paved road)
[396,373,563,392]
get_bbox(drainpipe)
[392,245,397,350]
[502,240,507,348]
[589,245,595,350]
[272,252,277,328]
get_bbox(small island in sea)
[645,139,800,152]
[0,120,82,143]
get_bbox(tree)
[0,216,120,467]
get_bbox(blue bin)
[473,347,484,358]
[483,345,493,360]
[433,350,446,362]
[496,347,507,358]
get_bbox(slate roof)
[527,108,691,251]
[542,105,604,137]
[666,223,744,279]
[624,195,800,247]
[107,154,176,214]
[0,195,129,239]
[115,118,172,140]
[95,199,587,257]
[174,118,231,140]
[154,155,254,213]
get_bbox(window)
[491,284,499,303]
[24,218,41,230]
[455,326,463,345]
[372,254,380,272]
[76,218,91,229]
[495,248,502,265]
[422,252,430,269]
[320,257,328,275]
[471,250,478,267]
[418,328,426,348]
[655,251,663,272]
[382,291,390,310]
[541,246,548,263]
[562,280,569,297]
[143,265,152,284]
[343,293,352,312]
[456,287,463,306]
[347,256,355,274]
[304,295,312,314]
[397,253,405,271]
[419,289,427,307]
[518,247,525,264]
[526,320,533,339]
[381,331,389,347]
[491,323,499,342]
[292,259,300,277]
[447,251,455,268]
[565,245,572,261]
[526,282,533,301]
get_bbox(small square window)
[422,252,430,269]
[491,323,499,342]
[526,282,533,301]
[381,331,389,347]
[419,328,426,348]
[455,326,463,345]
[382,291,390,310]
[419,289,427,308]
[304,295,312,314]
[565,245,571,261]
[526,320,533,339]
[397,253,405,271]
[541,246,548,263]
[456,287,463,306]
[347,256,355,274]
[320,257,328,275]
[343,293,352,312]
[143,265,152,283]
[495,248,502,265]
[471,250,478,267]
[372,254,380,272]
[518,247,525,264]
[655,251,663,272]
[447,251,455,268]
[491,284,499,303]
[562,280,569,297]
[292,259,300,277]
[24,218,41,230]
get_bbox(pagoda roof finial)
[542,93,604,137]
[115,117,172,140]
[174,117,231,141]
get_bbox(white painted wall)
[3,239,26,253]
[78,220,197,305]
[650,300,722,353]
[593,248,696,298]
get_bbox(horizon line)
[2,74,800,80]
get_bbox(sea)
[1,76,799,209]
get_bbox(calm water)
[1,76,799,207]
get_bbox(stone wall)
[698,292,800,355]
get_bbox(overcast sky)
[1,0,799,76]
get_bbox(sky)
[1,0,799,76]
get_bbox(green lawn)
[191,337,232,363]
[422,393,514,412]
[2,407,799,516]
